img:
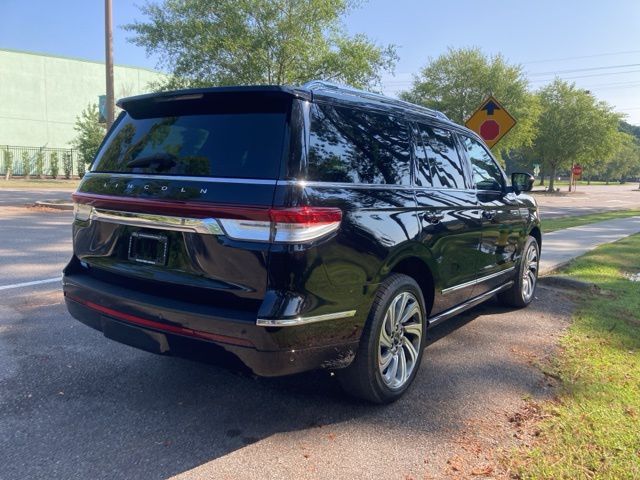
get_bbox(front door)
[458,134,525,295]
[413,123,483,315]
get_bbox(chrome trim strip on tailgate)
[256,310,357,327]
[90,208,224,235]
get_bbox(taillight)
[72,193,342,244]
[218,207,343,243]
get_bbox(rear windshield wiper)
[126,153,177,171]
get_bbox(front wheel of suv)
[498,235,540,308]
[337,274,426,404]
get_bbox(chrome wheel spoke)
[380,317,393,348]
[379,350,393,371]
[404,321,422,339]
[398,348,408,385]
[399,302,420,326]
[397,293,409,325]
[386,354,399,382]
[402,336,418,366]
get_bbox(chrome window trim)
[89,208,224,235]
[282,180,474,193]
[256,310,357,327]
[441,266,516,295]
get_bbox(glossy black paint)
[63,82,541,377]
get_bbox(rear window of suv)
[91,112,287,178]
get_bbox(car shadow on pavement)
[0,286,571,480]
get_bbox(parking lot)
[0,195,586,479]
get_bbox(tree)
[3,149,13,181]
[602,132,640,184]
[400,47,540,158]
[532,79,622,192]
[50,151,59,179]
[71,104,106,174]
[125,0,397,90]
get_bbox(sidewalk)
[540,216,640,275]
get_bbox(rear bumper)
[62,272,359,377]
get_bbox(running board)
[427,281,514,329]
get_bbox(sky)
[1,0,639,124]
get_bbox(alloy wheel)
[378,291,423,390]
[522,243,539,302]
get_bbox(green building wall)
[0,48,164,149]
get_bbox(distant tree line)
[70,1,640,192]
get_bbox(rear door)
[458,134,524,295]
[72,91,293,309]
[412,123,483,315]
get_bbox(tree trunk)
[547,166,557,192]
[538,173,545,186]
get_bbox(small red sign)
[572,165,583,176]
[479,120,500,141]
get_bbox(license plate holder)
[128,231,168,266]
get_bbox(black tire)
[337,274,426,404]
[498,235,540,308]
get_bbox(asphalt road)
[533,183,640,218]
[0,207,71,286]
[0,189,73,207]
[0,202,574,479]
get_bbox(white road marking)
[0,277,62,291]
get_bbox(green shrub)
[21,151,31,179]
[50,152,59,179]
[35,151,44,179]
[63,152,73,179]
[3,149,13,180]
[78,160,87,179]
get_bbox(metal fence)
[0,145,84,178]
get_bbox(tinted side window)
[412,124,432,187]
[462,136,504,191]
[308,103,411,185]
[416,124,466,189]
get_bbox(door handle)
[423,212,444,224]
[482,210,497,221]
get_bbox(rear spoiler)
[117,86,311,118]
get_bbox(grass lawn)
[538,181,632,187]
[511,234,640,479]
[0,178,79,190]
[543,209,640,233]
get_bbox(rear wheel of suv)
[498,236,539,308]
[337,274,426,404]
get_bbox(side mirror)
[511,172,535,193]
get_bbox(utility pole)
[104,0,115,128]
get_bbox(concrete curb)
[33,201,74,211]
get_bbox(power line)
[529,69,640,83]
[528,63,640,77]
[522,50,640,65]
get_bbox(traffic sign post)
[570,164,583,192]
[465,95,516,148]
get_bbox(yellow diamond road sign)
[465,96,516,148]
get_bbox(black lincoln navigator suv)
[63,81,540,403]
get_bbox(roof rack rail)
[302,80,449,121]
